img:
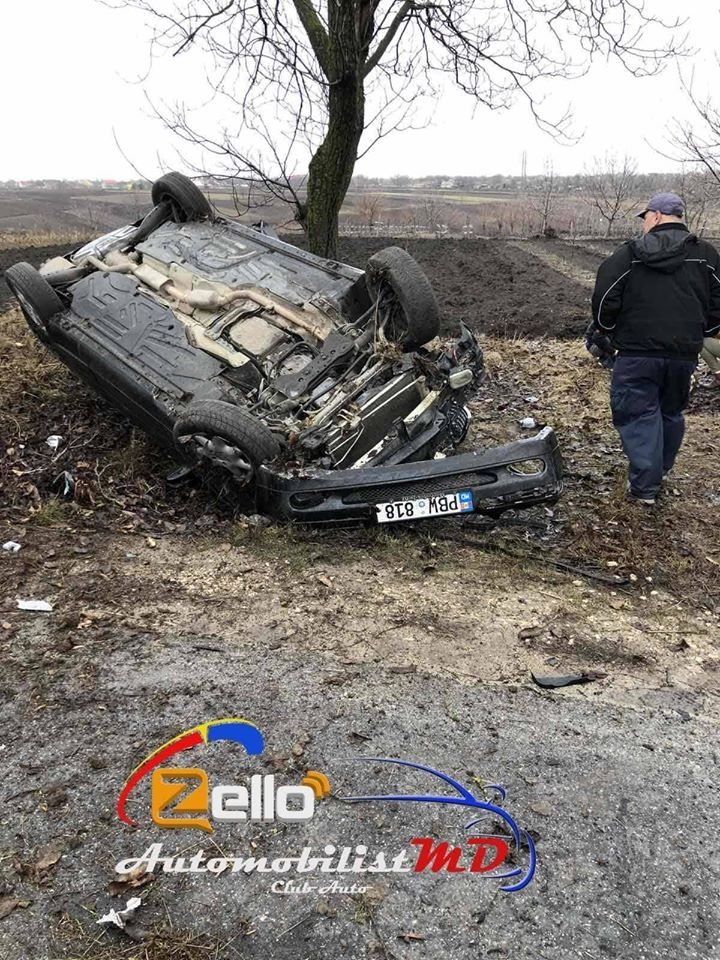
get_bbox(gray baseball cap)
[637,192,685,218]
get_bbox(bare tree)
[528,162,559,237]
[115,1,685,257]
[355,192,384,231]
[581,155,639,238]
[676,166,720,236]
[666,71,720,191]
[421,197,447,238]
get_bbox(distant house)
[440,179,457,190]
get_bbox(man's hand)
[585,321,615,366]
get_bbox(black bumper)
[257,427,563,525]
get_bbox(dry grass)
[0,308,71,428]
[52,913,244,960]
[0,230,86,252]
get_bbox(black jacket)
[591,223,720,359]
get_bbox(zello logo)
[117,719,330,834]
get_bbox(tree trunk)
[305,75,365,258]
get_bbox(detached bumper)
[257,427,563,525]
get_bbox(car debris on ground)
[16,599,53,612]
[531,670,608,689]
[97,896,143,935]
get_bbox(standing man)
[590,192,720,505]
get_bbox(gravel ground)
[0,531,718,960]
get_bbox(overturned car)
[5,172,562,524]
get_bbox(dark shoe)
[628,493,656,506]
[626,482,656,506]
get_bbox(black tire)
[365,246,440,351]
[151,172,212,223]
[173,400,280,487]
[4,262,64,341]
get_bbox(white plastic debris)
[519,417,537,430]
[524,395,539,404]
[58,471,74,497]
[46,435,63,451]
[2,541,21,553]
[17,599,53,612]
[97,896,142,929]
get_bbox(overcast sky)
[0,0,716,181]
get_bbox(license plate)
[376,490,474,524]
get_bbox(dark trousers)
[610,356,696,497]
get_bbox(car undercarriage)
[5,172,563,524]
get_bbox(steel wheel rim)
[181,433,254,485]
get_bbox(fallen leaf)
[518,626,542,641]
[108,864,154,896]
[16,840,65,881]
[34,841,64,873]
[364,882,389,906]
[669,638,690,652]
[398,932,426,943]
[316,575,332,588]
[0,897,20,920]
[43,787,68,809]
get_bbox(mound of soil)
[334,236,592,339]
[0,242,80,309]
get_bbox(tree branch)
[364,0,413,76]
[291,0,332,78]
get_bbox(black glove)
[585,322,614,363]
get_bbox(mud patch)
[333,236,592,339]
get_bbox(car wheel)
[4,262,64,341]
[365,246,440,351]
[150,172,212,223]
[173,400,280,487]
